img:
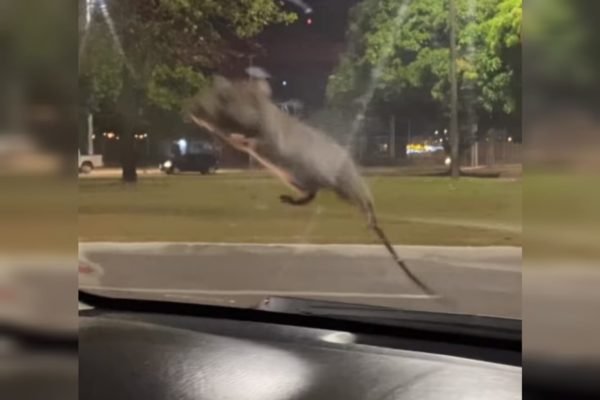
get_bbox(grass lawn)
[79,173,521,245]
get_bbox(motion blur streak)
[283,0,314,14]
[523,0,600,397]
[0,0,77,399]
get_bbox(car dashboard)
[79,295,521,400]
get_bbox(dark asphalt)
[79,243,522,318]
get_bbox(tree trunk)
[121,130,137,182]
[117,69,141,183]
[120,114,138,183]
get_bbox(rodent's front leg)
[189,115,303,196]
[228,133,257,152]
[280,192,317,206]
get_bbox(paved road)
[80,243,522,318]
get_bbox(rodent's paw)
[279,194,294,204]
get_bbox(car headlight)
[163,160,172,168]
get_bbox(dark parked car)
[160,152,218,174]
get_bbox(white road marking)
[80,241,520,251]
[80,286,440,300]
[397,216,521,233]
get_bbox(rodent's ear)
[256,80,272,98]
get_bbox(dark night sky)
[254,0,361,112]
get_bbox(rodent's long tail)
[365,202,438,297]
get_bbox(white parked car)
[79,150,104,173]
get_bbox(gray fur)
[190,76,373,205]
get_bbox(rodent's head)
[189,76,272,136]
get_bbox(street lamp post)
[389,115,396,160]
[246,54,256,169]
[449,0,460,178]
[85,0,95,155]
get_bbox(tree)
[327,0,522,166]
[79,0,296,182]
[468,0,521,131]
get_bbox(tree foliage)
[327,0,521,127]
[471,0,521,115]
[80,0,296,112]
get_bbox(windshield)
[78,0,522,320]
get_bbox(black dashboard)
[79,293,521,400]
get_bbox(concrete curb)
[79,242,522,271]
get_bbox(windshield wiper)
[257,296,521,343]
